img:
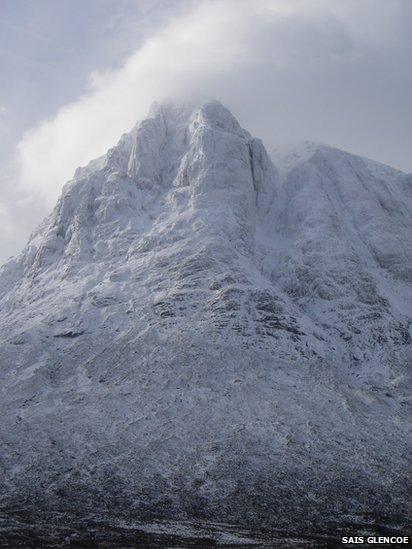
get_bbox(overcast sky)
[1,0,411,265]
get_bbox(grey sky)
[0,0,411,265]
[0,0,180,158]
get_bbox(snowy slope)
[0,101,410,537]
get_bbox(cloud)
[16,0,249,204]
[2,0,411,264]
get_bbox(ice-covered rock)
[0,101,410,538]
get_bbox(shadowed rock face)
[0,101,410,538]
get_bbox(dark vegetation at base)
[0,509,409,549]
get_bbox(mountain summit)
[0,101,410,540]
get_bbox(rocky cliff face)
[0,101,410,537]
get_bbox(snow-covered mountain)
[0,101,410,540]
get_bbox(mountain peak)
[72,100,250,185]
[0,99,277,288]
[0,98,410,539]
[271,140,337,177]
